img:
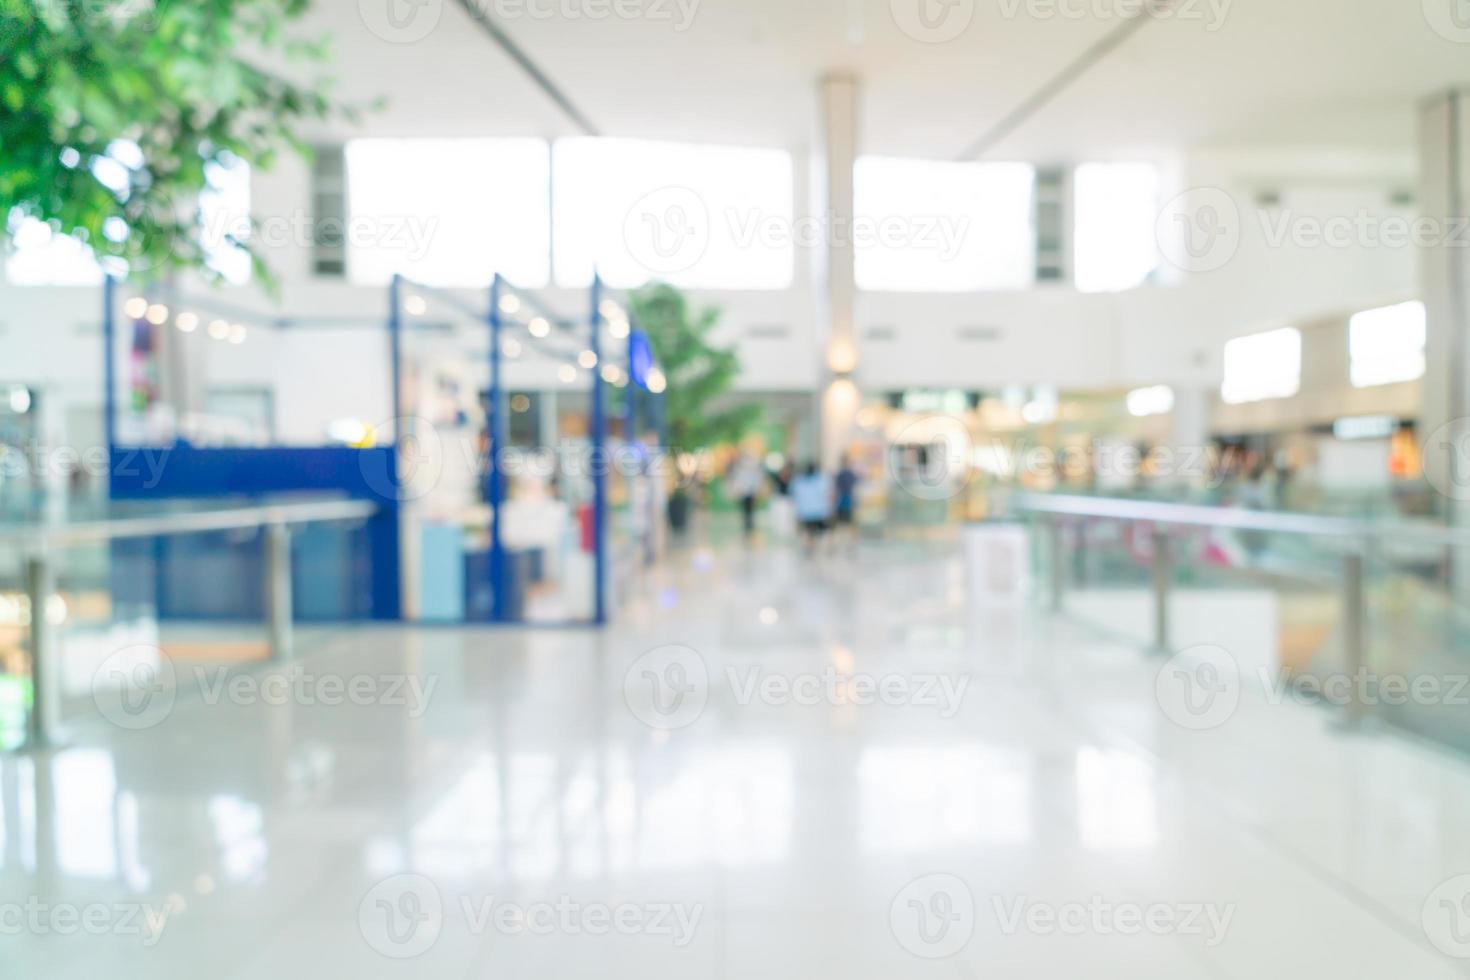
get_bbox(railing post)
[488,275,508,624]
[265,522,294,662]
[23,553,61,750]
[1152,526,1171,654]
[1341,549,1366,729]
[1074,518,1088,587]
[1049,517,1065,612]
[590,276,608,626]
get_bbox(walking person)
[833,453,860,552]
[766,459,797,541]
[790,462,833,556]
[727,449,764,539]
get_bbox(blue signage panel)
[628,331,656,390]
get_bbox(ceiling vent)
[311,145,348,279]
[1035,166,1070,284]
[956,325,1003,343]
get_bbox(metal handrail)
[1010,492,1470,549]
[1008,491,1390,726]
[0,498,379,551]
[9,496,381,753]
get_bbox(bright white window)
[346,139,550,287]
[553,138,793,290]
[5,140,142,285]
[4,216,103,285]
[201,154,252,285]
[1222,327,1302,405]
[1126,385,1176,418]
[1350,300,1426,388]
[853,157,1034,292]
[1074,163,1160,293]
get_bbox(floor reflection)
[395,742,796,882]
[859,744,1034,851]
[2,531,1468,978]
[1075,747,1159,851]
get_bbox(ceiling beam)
[956,1,1171,160]
[451,0,603,137]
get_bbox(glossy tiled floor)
[5,530,1470,978]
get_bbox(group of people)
[728,451,861,554]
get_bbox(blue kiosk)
[103,273,662,628]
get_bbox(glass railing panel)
[1203,531,1357,705]
[0,546,27,750]
[1028,505,1359,705]
[1055,516,1155,648]
[52,534,270,737]
[1,504,372,744]
[1015,491,1470,754]
[1364,536,1470,751]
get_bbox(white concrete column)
[1167,386,1212,490]
[813,74,860,470]
[1418,91,1470,522]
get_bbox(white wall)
[0,144,1420,448]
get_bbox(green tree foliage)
[0,0,342,283]
[629,282,759,452]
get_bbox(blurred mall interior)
[6,0,1470,976]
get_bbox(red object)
[578,503,595,551]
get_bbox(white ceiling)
[310,0,1470,165]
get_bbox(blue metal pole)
[488,275,508,623]
[626,313,652,569]
[623,314,637,445]
[103,275,118,457]
[388,274,404,428]
[384,274,407,623]
[590,276,608,626]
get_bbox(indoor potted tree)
[627,283,760,534]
